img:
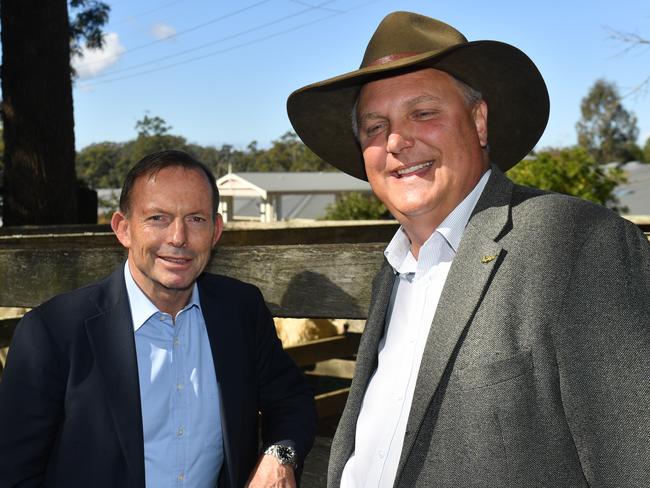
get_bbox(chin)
[158,275,196,292]
[394,202,437,217]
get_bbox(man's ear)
[111,211,131,249]
[473,100,489,148]
[212,213,224,248]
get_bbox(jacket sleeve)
[0,309,66,486]
[552,218,650,486]
[251,286,317,465]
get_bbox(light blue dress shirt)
[124,263,223,487]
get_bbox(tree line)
[75,115,334,190]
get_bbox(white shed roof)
[616,161,650,215]
[217,172,371,197]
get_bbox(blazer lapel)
[395,168,513,478]
[85,267,146,487]
[198,279,239,488]
[329,261,396,482]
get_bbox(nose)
[386,130,414,154]
[169,219,187,247]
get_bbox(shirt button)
[176,383,184,391]
[174,338,180,346]
[177,426,184,437]
[178,473,185,481]
[378,450,385,459]
[396,395,403,402]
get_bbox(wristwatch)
[264,444,297,468]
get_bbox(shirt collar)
[123,261,201,332]
[384,168,491,273]
[437,168,491,253]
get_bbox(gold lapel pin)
[481,255,498,264]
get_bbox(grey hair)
[452,76,482,107]
[350,74,483,140]
[351,96,361,140]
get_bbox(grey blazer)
[328,167,650,487]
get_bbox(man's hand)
[245,454,296,488]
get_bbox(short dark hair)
[119,149,219,217]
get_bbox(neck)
[148,289,192,318]
[401,222,436,260]
[127,261,193,317]
[399,164,490,259]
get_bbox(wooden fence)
[1,219,649,420]
[0,222,400,420]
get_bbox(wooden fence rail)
[0,223,398,420]
[1,221,649,418]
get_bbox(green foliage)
[507,146,628,212]
[253,132,331,172]
[576,79,639,164]
[76,142,125,188]
[129,134,190,163]
[135,114,172,138]
[69,0,110,56]
[76,115,191,188]
[76,115,335,189]
[643,136,650,164]
[323,192,390,220]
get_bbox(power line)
[75,0,271,69]
[288,0,344,13]
[85,0,337,79]
[78,0,376,89]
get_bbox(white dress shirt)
[340,170,491,488]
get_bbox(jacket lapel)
[198,278,239,488]
[329,261,396,483]
[85,266,146,487]
[395,168,513,478]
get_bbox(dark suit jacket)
[0,267,317,487]
[328,167,650,487]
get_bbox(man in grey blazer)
[287,11,650,487]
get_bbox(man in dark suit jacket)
[287,11,650,487]
[0,150,316,487]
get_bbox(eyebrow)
[404,94,442,107]
[141,206,207,217]
[358,94,442,125]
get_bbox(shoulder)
[499,181,649,276]
[11,271,121,357]
[40,270,118,311]
[508,180,638,236]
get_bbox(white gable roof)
[217,172,371,196]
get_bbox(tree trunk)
[1,0,78,225]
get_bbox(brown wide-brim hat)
[287,11,550,181]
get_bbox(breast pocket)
[453,349,533,390]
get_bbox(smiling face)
[111,166,223,314]
[357,68,489,250]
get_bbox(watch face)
[266,444,297,466]
[277,446,291,461]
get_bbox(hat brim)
[287,40,549,181]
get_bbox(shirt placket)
[172,313,188,487]
[366,273,422,488]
